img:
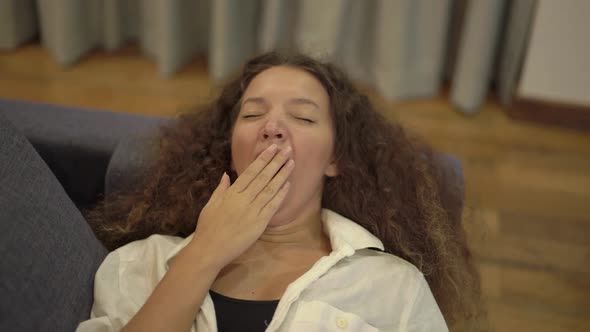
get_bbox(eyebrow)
[242,97,319,110]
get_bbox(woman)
[78,52,483,332]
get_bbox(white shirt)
[77,209,448,332]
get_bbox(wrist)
[177,237,225,275]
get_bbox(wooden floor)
[1,44,589,331]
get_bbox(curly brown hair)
[86,52,484,330]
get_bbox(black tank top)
[209,290,280,332]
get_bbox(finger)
[258,180,291,220]
[244,146,292,200]
[209,172,230,202]
[231,144,278,192]
[252,158,294,208]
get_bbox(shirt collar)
[320,208,384,252]
[165,208,384,270]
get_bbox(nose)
[260,119,287,144]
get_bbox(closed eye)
[296,117,315,124]
[242,114,261,119]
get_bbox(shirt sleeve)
[401,272,449,332]
[76,250,138,332]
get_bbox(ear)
[324,157,339,177]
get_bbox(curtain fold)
[335,0,376,85]
[497,0,537,105]
[210,0,260,82]
[0,0,37,49]
[293,0,347,59]
[37,0,101,65]
[258,0,297,54]
[450,0,507,113]
[374,0,452,100]
[0,0,536,113]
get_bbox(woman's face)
[231,66,338,227]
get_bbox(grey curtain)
[0,0,536,113]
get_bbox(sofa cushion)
[0,113,108,332]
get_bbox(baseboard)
[508,96,590,132]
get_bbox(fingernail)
[268,144,278,152]
[286,159,295,168]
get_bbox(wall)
[518,0,590,106]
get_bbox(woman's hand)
[189,144,294,270]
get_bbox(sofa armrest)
[106,134,161,197]
[0,98,168,208]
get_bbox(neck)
[259,209,324,246]
[236,203,331,264]
[212,203,332,299]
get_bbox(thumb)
[210,172,230,201]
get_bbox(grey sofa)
[0,98,464,332]
[0,99,169,332]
